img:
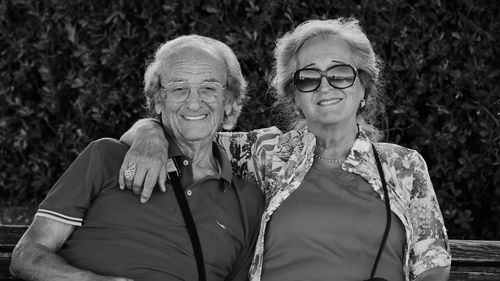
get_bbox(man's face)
[155,46,228,145]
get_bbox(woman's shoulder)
[373,142,419,156]
[250,126,283,140]
[372,142,427,166]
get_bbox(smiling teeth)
[184,115,207,120]
[319,99,342,105]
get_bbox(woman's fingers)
[158,164,167,193]
[132,166,146,195]
[140,166,163,203]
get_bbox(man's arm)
[10,216,132,281]
[119,118,169,202]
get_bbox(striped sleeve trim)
[35,209,83,226]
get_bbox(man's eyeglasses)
[293,64,358,92]
[160,81,224,103]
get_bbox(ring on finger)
[124,168,135,179]
[128,160,137,170]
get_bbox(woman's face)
[293,35,365,132]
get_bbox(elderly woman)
[10,35,263,281]
[120,18,451,281]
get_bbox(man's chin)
[179,130,215,143]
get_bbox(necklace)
[313,153,344,164]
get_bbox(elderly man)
[10,35,264,281]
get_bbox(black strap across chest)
[166,158,207,281]
[365,144,392,281]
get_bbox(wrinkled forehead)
[295,34,355,68]
[160,43,227,84]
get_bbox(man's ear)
[154,99,162,115]
[224,103,233,116]
[223,91,235,116]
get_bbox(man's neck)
[176,139,219,182]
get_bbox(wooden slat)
[450,271,500,281]
[0,226,26,253]
[0,226,25,281]
[450,239,500,267]
[1,226,500,281]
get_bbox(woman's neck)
[310,122,358,161]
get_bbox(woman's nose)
[318,76,333,92]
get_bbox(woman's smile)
[317,97,343,106]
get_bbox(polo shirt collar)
[162,126,232,187]
[212,141,233,183]
[163,128,185,160]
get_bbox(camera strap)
[365,144,392,281]
[166,158,207,281]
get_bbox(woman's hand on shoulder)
[119,119,169,203]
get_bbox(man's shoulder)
[83,138,128,170]
[232,177,263,199]
[231,176,264,212]
[86,138,128,157]
[88,137,128,150]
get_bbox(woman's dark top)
[262,162,406,281]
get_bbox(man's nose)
[184,88,203,110]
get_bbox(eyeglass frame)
[159,81,226,103]
[293,64,359,93]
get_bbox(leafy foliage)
[1,0,498,239]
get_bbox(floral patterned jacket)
[217,126,451,281]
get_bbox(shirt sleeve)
[36,140,107,226]
[408,151,452,279]
[216,127,282,193]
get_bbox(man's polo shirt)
[36,137,264,281]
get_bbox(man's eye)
[201,84,220,92]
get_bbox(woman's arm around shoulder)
[216,126,283,190]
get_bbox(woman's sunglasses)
[293,64,358,92]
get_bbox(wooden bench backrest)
[0,226,26,281]
[1,225,499,280]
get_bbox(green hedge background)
[1,0,499,239]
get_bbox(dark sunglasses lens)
[326,65,356,88]
[295,69,321,92]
